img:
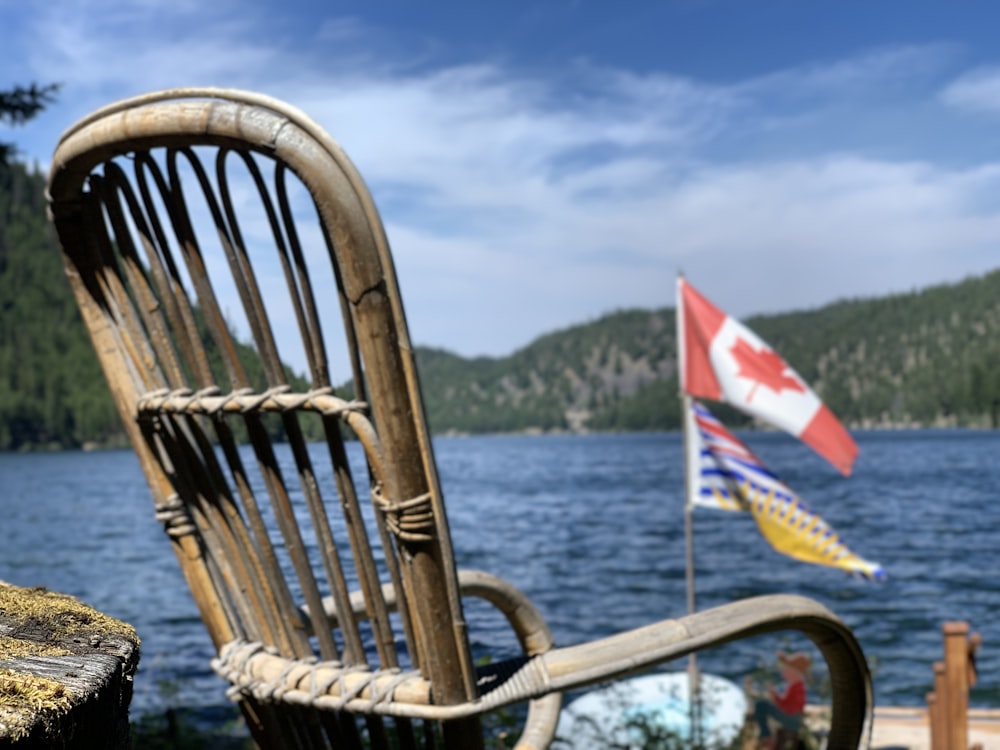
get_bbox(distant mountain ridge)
[415,307,678,434]
[414,269,1000,435]
[3,158,1000,449]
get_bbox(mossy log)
[0,581,140,748]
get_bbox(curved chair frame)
[48,88,872,749]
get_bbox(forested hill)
[3,157,1000,450]
[426,268,1000,436]
[417,269,1000,435]
[0,160,119,450]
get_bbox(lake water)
[1,429,997,722]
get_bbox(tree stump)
[0,580,140,748]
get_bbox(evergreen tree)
[0,83,59,163]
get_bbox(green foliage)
[416,308,677,435]
[0,161,121,449]
[587,379,678,431]
[130,707,252,750]
[0,83,59,163]
[747,273,1000,429]
[129,672,251,749]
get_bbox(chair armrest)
[454,570,560,750]
[537,593,871,750]
[291,580,870,748]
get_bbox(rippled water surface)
[2,429,997,718]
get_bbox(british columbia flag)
[688,400,885,581]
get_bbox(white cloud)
[26,3,277,92]
[9,2,1000,363]
[941,67,1000,115]
[746,44,957,99]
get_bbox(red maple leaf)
[729,337,806,402]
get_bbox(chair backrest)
[47,88,481,739]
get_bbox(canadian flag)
[677,277,858,476]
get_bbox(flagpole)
[677,274,697,618]
[677,276,699,619]
[677,274,703,745]
[682,392,697,618]
[681,392,703,746]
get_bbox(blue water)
[1,429,997,720]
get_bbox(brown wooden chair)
[47,88,873,749]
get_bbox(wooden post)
[0,581,139,748]
[931,661,947,750]
[943,621,971,750]
[927,689,943,750]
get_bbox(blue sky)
[5,1,1000,361]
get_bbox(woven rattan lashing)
[48,89,873,749]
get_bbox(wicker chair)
[47,88,872,749]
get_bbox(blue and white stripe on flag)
[686,400,885,580]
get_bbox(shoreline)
[3,422,998,453]
[866,705,1000,750]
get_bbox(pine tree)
[0,83,59,162]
